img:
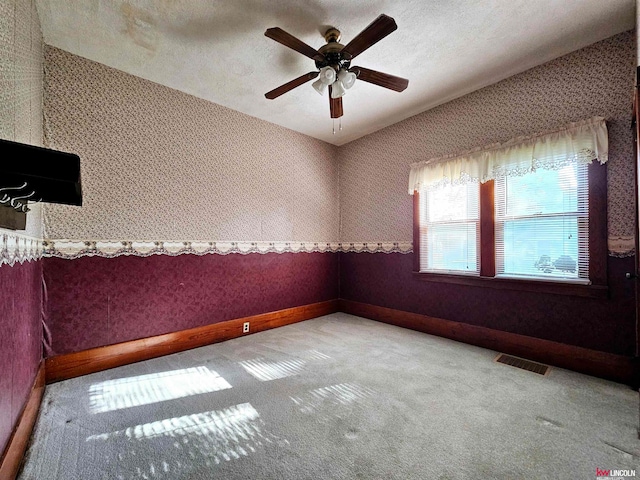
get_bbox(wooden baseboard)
[0,362,45,480]
[339,299,636,385]
[45,300,339,383]
[44,297,636,385]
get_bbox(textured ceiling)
[36,0,634,146]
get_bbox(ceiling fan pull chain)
[339,118,342,131]
[332,119,335,135]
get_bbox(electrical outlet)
[243,322,250,333]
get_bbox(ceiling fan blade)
[340,14,397,60]
[328,86,343,118]
[349,66,408,92]
[265,27,326,62]
[265,71,319,100]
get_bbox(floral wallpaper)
[0,0,43,458]
[41,32,636,257]
[43,46,340,242]
[339,31,635,256]
[0,0,43,238]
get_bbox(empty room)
[1,0,639,478]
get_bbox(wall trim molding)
[0,362,45,480]
[45,300,339,383]
[608,235,635,258]
[339,299,637,386]
[0,230,44,266]
[41,240,413,258]
[337,242,413,254]
[35,238,640,259]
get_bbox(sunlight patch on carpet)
[290,383,376,415]
[89,366,232,413]
[239,357,306,381]
[86,403,287,478]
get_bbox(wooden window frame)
[412,163,608,299]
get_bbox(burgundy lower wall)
[40,249,635,357]
[340,252,636,356]
[0,261,42,455]
[43,252,339,355]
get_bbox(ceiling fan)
[264,14,409,119]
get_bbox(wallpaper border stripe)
[608,235,635,258]
[0,230,44,266]
[42,240,414,259]
[1,233,632,263]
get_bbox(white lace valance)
[408,116,608,194]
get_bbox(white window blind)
[495,164,589,281]
[420,182,480,274]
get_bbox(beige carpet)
[20,314,640,479]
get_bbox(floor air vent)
[494,354,550,376]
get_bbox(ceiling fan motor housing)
[315,28,350,71]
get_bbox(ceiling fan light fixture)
[312,78,328,95]
[331,79,346,98]
[338,69,357,89]
[318,66,336,85]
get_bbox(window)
[409,117,608,294]
[495,164,589,282]
[420,182,479,274]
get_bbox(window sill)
[412,271,608,298]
